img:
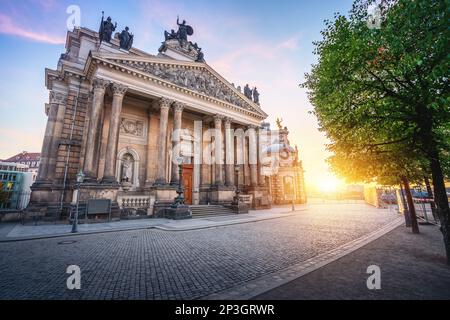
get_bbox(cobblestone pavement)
[0,204,399,299]
[255,224,450,300]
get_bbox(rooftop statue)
[252,87,260,105]
[276,117,283,130]
[244,84,252,100]
[119,27,134,50]
[176,16,194,44]
[99,12,117,43]
[164,29,178,41]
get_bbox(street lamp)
[71,170,85,233]
[172,156,185,207]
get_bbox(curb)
[0,210,304,243]
[200,217,404,300]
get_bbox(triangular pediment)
[88,52,267,118]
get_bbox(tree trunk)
[401,176,420,234]
[424,175,438,222]
[399,181,411,227]
[428,154,450,265]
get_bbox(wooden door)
[182,164,193,205]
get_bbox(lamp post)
[172,156,185,207]
[71,170,85,233]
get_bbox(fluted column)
[235,128,244,187]
[213,114,224,186]
[36,93,58,184]
[145,108,156,188]
[170,102,184,185]
[248,125,258,187]
[224,118,234,186]
[102,83,128,183]
[155,98,171,185]
[47,92,68,181]
[257,127,266,186]
[83,79,109,180]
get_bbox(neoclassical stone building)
[28,21,306,219]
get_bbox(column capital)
[247,124,257,131]
[111,83,128,96]
[172,102,185,113]
[49,91,67,105]
[159,97,172,110]
[213,114,224,123]
[224,117,233,127]
[92,78,110,91]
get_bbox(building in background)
[0,162,33,210]
[3,152,41,182]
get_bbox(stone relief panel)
[120,118,144,137]
[118,114,148,145]
[117,60,258,113]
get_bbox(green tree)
[303,0,450,262]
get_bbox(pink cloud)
[0,13,65,44]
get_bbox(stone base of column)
[225,203,249,214]
[244,186,272,210]
[100,176,120,186]
[210,185,236,205]
[164,204,192,220]
[83,171,99,183]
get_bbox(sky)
[0,0,355,190]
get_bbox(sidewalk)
[0,205,306,242]
[254,224,450,300]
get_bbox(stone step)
[190,205,236,218]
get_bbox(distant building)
[3,151,40,182]
[0,162,33,210]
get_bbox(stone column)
[224,118,234,186]
[235,128,244,187]
[83,79,109,180]
[248,125,258,187]
[47,92,68,181]
[144,108,155,188]
[257,127,266,186]
[170,102,184,185]
[102,83,128,183]
[155,98,171,185]
[213,114,224,186]
[36,92,66,184]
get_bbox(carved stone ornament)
[120,118,144,137]
[117,60,258,113]
[112,83,128,96]
[93,78,110,90]
[49,91,67,105]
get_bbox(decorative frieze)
[117,60,258,113]
[120,118,144,137]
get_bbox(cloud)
[0,13,65,44]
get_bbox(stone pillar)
[213,114,224,186]
[170,102,184,185]
[235,128,244,187]
[47,92,68,181]
[155,98,171,185]
[248,125,258,187]
[257,127,266,186]
[36,92,66,184]
[145,108,155,188]
[102,83,128,183]
[83,78,109,180]
[224,118,234,186]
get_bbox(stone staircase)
[189,205,236,218]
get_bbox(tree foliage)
[302,0,450,262]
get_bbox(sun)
[316,175,341,193]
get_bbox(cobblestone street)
[0,204,399,299]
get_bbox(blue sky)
[0,0,355,187]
